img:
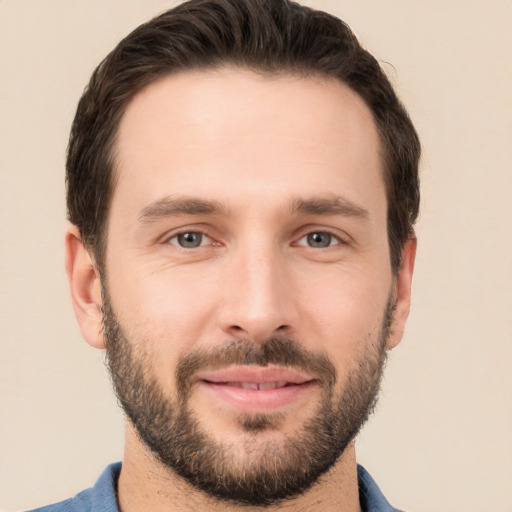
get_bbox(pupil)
[179,232,201,248]
[308,232,331,248]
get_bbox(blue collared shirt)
[26,463,404,511]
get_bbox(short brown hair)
[67,0,420,272]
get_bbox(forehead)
[112,68,384,220]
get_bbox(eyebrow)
[138,196,229,224]
[137,195,369,224]
[290,196,370,219]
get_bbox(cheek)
[107,267,220,381]
[296,266,390,365]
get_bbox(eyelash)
[165,228,348,250]
[167,230,214,249]
[295,230,346,248]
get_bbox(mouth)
[213,381,294,390]
[194,366,316,412]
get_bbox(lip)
[194,366,316,412]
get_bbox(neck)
[117,423,362,512]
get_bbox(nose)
[218,242,299,342]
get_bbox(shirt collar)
[357,464,403,512]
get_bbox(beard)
[103,288,393,507]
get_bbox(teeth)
[226,381,289,390]
[240,382,259,390]
[259,381,288,390]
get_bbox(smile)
[195,366,317,412]
[213,381,291,390]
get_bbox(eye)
[298,231,341,248]
[168,231,211,249]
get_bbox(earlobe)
[386,237,417,350]
[65,225,105,349]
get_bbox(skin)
[65,68,416,512]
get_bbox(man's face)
[98,69,411,505]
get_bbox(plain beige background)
[1,1,511,511]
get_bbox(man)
[30,0,420,510]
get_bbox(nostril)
[223,319,292,342]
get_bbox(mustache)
[175,336,337,400]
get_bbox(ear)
[386,237,417,350]
[65,225,105,349]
